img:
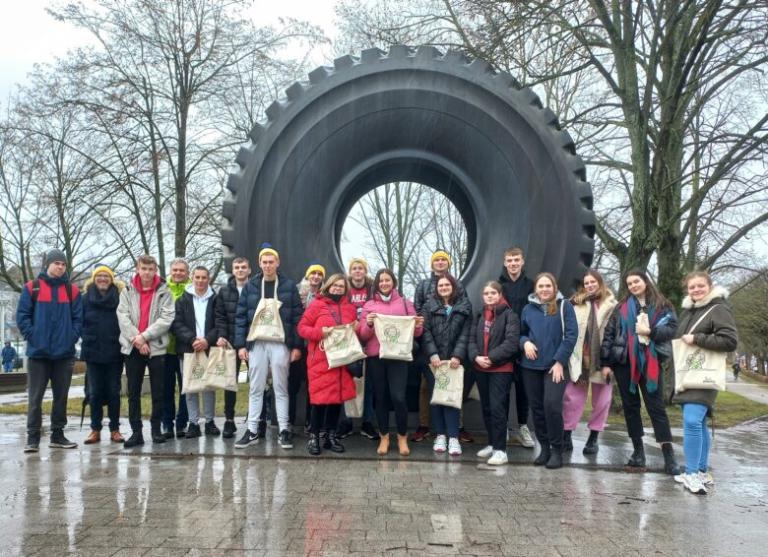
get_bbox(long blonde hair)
[533,272,559,316]
[571,269,612,305]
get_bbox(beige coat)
[117,281,175,357]
[568,292,617,383]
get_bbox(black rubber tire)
[222,45,594,298]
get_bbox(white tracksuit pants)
[247,341,290,433]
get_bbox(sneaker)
[458,428,474,444]
[50,431,77,449]
[518,425,535,448]
[487,450,508,466]
[84,430,101,445]
[234,429,260,448]
[360,422,380,440]
[433,434,447,453]
[337,419,353,439]
[279,429,294,449]
[222,420,236,439]
[123,432,145,448]
[698,471,714,486]
[204,421,221,436]
[477,445,494,459]
[411,426,430,442]
[24,435,40,453]
[448,438,462,456]
[185,424,202,438]
[681,473,707,494]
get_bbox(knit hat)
[258,242,279,261]
[91,265,116,283]
[43,248,67,267]
[430,249,452,267]
[348,257,369,274]
[305,262,326,279]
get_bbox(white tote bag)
[373,314,416,361]
[182,351,209,394]
[321,323,367,368]
[430,362,464,409]
[673,306,727,393]
[204,343,238,392]
[344,371,366,419]
[246,278,284,342]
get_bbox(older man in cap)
[16,248,83,452]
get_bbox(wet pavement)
[1,413,767,557]
[726,375,768,404]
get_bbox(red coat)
[297,295,358,405]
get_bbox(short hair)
[504,247,525,258]
[683,270,712,288]
[169,258,189,270]
[433,274,460,305]
[136,254,158,267]
[232,256,250,266]
[320,273,349,296]
[192,265,210,277]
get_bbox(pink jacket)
[358,289,423,357]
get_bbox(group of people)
[17,244,737,495]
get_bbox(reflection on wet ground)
[0,415,766,556]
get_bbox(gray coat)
[117,278,175,357]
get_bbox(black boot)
[307,434,321,456]
[151,428,166,443]
[124,431,144,448]
[662,443,681,475]
[324,431,345,453]
[627,437,646,469]
[545,449,563,469]
[533,444,551,466]
[563,430,573,452]
[583,430,599,455]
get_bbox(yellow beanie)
[305,263,326,279]
[348,257,369,274]
[430,250,452,267]
[259,245,279,261]
[91,265,115,282]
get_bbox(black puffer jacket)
[214,276,242,343]
[467,304,520,367]
[172,289,219,355]
[81,284,122,364]
[498,270,534,320]
[421,297,472,362]
[414,273,467,314]
[234,272,303,350]
[600,300,678,366]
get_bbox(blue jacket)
[16,272,83,360]
[234,272,304,350]
[81,283,122,364]
[2,346,16,363]
[519,293,578,370]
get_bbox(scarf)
[579,298,601,383]
[619,297,662,393]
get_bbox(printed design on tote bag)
[326,328,350,352]
[259,308,275,325]
[383,324,400,344]
[685,349,706,371]
[435,368,450,390]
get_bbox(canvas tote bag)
[319,308,366,368]
[344,369,366,418]
[672,306,727,393]
[430,362,464,409]
[182,351,209,394]
[373,314,416,361]
[246,277,285,342]
[204,342,238,392]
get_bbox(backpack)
[27,279,76,323]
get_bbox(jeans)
[125,350,165,433]
[246,342,290,433]
[368,357,409,435]
[682,403,710,474]
[521,367,568,451]
[423,369,460,438]
[27,358,74,436]
[86,360,122,431]
[187,390,216,424]
[613,364,672,443]
[475,371,514,450]
[562,380,613,432]
[3,361,12,373]
[162,353,187,431]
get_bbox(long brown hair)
[434,274,460,305]
[571,269,612,305]
[621,268,673,311]
[533,272,559,316]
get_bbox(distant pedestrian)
[732,362,741,381]
[2,341,16,373]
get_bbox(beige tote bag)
[321,323,366,368]
[246,278,284,342]
[373,314,416,361]
[673,306,727,393]
[182,351,209,394]
[430,362,464,409]
[344,371,366,419]
[204,343,238,392]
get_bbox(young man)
[498,246,535,449]
[412,250,468,443]
[117,255,175,448]
[213,256,251,438]
[172,266,220,438]
[234,244,303,450]
[162,258,191,438]
[17,249,83,452]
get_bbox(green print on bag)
[326,329,350,352]
[258,308,275,326]
[214,361,227,376]
[191,363,205,380]
[685,349,706,371]
[383,324,400,344]
[435,369,450,390]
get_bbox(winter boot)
[626,437,646,469]
[307,434,321,456]
[324,431,345,453]
[563,430,573,452]
[662,443,681,475]
[534,444,551,466]
[583,430,599,455]
[545,449,563,469]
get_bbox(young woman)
[672,271,737,494]
[421,274,472,456]
[519,272,578,469]
[601,269,681,474]
[562,270,617,455]
[358,269,424,456]
[468,281,520,465]
[297,273,359,455]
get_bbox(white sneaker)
[681,473,707,494]
[448,438,462,456]
[433,434,447,453]
[477,445,494,458]
[698,471,714,486]
[487,450,508,466]
[518,425,535,448]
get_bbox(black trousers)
[87,360,122,431]
[613,363,672,443]
[513,371,529,425]
[521,366,567,451]
[288,355,310,426]
[124,349,165,433]
[475,371,514,450]
[309,404,341,435]
[27,358,73,436]
[224,356,242,421]
[368,357,409,435]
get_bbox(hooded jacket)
[172,284,219,355]
[420,296,472,362]
[671,285,738,409]
[357,289,424,358]
[16,271,83,360]
[117,275,175,357]
[81,281,124,363]
[467,303,520,371]
[498,270,534,320]
[519,292,578,370]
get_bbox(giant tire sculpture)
[222,45,594,300]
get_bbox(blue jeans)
[424,369,460,438]
[162,355,187,431]
[87,361,122,431]
[3,361,12,373]
[682,403,710,474]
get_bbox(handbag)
[672,306,726,393]
[182,351,209,394]
[204,342,238,392]
[246,277,284,342]
[319,306,367,368]
[373,314,417,361]
[430,361,464,409]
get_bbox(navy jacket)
[519,294,578,370]
[172,289,219,355]
[16,272,83,360]
[2,346,16,363]
[81,284,122,363]
[234,272,303,350]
